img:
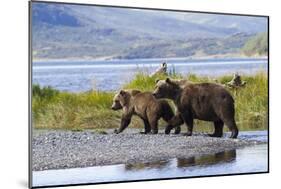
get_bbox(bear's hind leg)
[148,117,158,134]
[174,126,181,134]
[161,107,180,134]
[209,120,223,137]
[223,119,239,138]
[218,102,239,138]
[165,113,184,134]
[140,119,151,134]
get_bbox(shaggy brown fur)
[111,89,180,134]
[153,78,239,138]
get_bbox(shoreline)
[32,129,267,171]
[33,55,268,63]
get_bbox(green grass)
[32,71,268,131]
[32,85,120,129]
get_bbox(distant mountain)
[242,32,268,56]
[162,13,267,34]
[32,4,81,27]
[32,2,268,60]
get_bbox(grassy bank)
[32,85,118,129]
[32,72,268,132]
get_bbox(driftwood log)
[150,62,167,77]
[226,73,246,89]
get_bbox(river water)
[32,58,268,92]
[32,130,268,187]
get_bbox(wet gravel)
[32,129,264,171]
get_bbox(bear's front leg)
[182,111,194,136]
[115,114,132,134]
[184,121,193,136]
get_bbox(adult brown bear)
[111,89,181,134]
[153,78,239,138]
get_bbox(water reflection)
[33,144,268,187]
[125,160,170,171]
[125,150,236,171]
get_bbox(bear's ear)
[165,78,171,83]
[119,90,126,96]
[155,79,160,84]
[166,78,178,87]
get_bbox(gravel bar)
[32,129,265,171]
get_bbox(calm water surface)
[33,131,268,187]
[33,58,267,92]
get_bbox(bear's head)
[111,90,130,110]
[153,78,180,100]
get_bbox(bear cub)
[111,89,181,134]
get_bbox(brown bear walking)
[111,89,181,134]
[153,78,239,138]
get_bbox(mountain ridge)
[32,2,268,60]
